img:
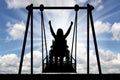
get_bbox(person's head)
[57,28,63,37]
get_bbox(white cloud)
[76,42,120,73]
[99,49,117,61]
[90,21,120,41]
[99,49,120,73]
[77,43,87,73]
[111,22,120,41]
[6,0,28,9]
[79,0,87,3]
[0,54,19,73]
[6,0,77,9]
[97,5,104,11]
[78,48,120,73]
[90,0,102,7]
[0,51,42,74]
[6,21,25,40]
[81,48,120,73]
[90,0,104,11]
[21,51,42,74]
[91,21,111,35]
[75,0,87,4]
[0,47,120,73]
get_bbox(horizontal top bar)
[26,4,94,11]
[32,7,87,9]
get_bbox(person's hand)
[49,21,51,24]
[71,21,73,25]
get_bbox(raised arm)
[49,21,56,38]
[64,21,73,38]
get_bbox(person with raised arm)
[49,21,73,66]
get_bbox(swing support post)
[87,4,102,74]
[18,4,33,74]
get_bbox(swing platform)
[43,62,76,72]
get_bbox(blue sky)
[0,0,120,74]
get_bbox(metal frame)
[18,4,102,74]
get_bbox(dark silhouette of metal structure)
[18,4,102,74]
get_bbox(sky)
[0,0,120,74]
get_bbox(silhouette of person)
[49,21,73,66]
